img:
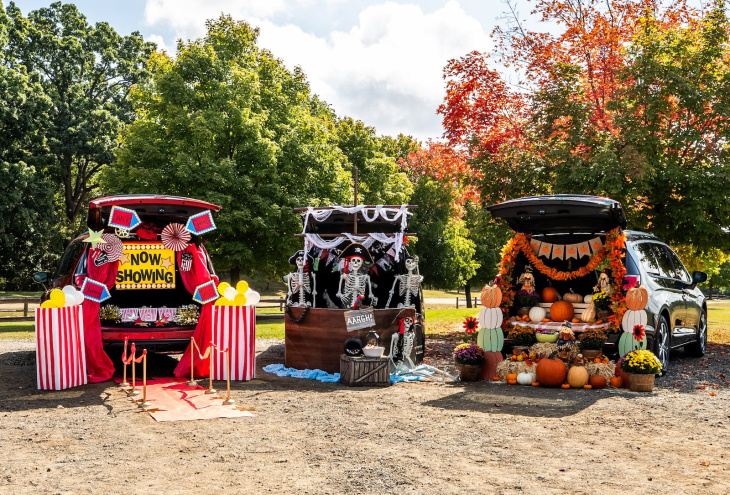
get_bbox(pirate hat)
[339,242,373,264]
[288,250,314,265]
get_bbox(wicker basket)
[628,373,655,392]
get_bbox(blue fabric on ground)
[262,363,340,383]
[390,374,426,384]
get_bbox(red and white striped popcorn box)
[211,305,256,381]
[35,306,87,390]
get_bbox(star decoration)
[118,252,130,265]
[155,317,169,327]
[133,316,150,327]
[159,256,173,270]
[83,229,107,249]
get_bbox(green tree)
[3,1,155,229]
[104,16,352,280]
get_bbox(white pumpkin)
[517,372,536,385]
[584,294,593,303]
[622,309,648,332]
[529,306,546,323]
[479,307,503,329]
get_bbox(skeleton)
[286,254,316,308]
[386,256,423,308]
[336,256,377,308]
[389,316,458,382]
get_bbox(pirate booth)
[284,204,425,373]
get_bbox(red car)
[34,195,221,352]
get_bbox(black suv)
[488,195,708,373]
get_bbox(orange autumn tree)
[439,0,730,252]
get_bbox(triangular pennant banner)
[551,244,564,260]
[565,244,579,260]
[538,242,552,258]
[185,210,216,236]
[108,206,142,231]
[193,280,219,304]
[530,239,541,254]
[81,279,111,303]
[589,237,604,254]
[577,241,591,258]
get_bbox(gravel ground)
[1,338,729,494]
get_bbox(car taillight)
[623,274,640,290]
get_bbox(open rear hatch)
[486,195,626,236]
[87,195,221,231]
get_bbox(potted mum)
[508,325,537,352]
[515,290,540,316]
[578,329,607,359]
[592,291,612,320]
[620,349,662,392]
[453,343,485,382]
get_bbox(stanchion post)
[187,337,197,386]
[129,346,140,397]
[120,337,130,388]
[205,341,217,395]
[139,351,151,409]
[223,350,235,405]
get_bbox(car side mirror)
[33,271,51,284]
[692,271,708,285]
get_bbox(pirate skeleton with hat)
[286,250,317,308]
[336,243,377,309]
[386,255,423,308]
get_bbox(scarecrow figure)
[386,255,423,308]
[557,320,576,348]
[286,250,316,308]
[336,243,377,308]
[517,265,536,294]
[594,267,613,295]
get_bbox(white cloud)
[143,1,491,141]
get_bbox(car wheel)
[686,309,707,357]
[652,315,671,375]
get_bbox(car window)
[666,247,692,284]
[55,240,87,279]
[633,242,674,278]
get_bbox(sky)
[6,0,515,142]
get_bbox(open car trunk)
[87,195,221,231]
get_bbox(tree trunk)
[708,281,713,300]
[464,281,472,308]
[230,267,240,285]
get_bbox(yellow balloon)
[233,294,247,306]
[41,300,60,308]
[50,289,66,306]
[214,298,226,306]
[217,282,231,296]
[235,281,249,294]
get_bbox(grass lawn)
[0,321,34,340]
[0,291,41,299]
[707,300,730,343]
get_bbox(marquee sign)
[185,210,216,236]
[108,206,142,231]
[115,242,176,290]
[81,279,111,303]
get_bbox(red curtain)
[174,244,219,378]
[81,249,118,383]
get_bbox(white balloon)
[246,291,260,306]
[62,285,76,297]
[244,288,253,296]
[64,292,76,307]
[224,287,238,301]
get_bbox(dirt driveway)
[1,338,728,495]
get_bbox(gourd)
[567,366,589,388]
[479,307,503,330]
[625,285,648,311]
[583,384,593,389]
[563,289,583,303]
[517,372,536,385]
[542,286,560,303]
[531,381,540,387]
[529,306,546,323]
[580,302,596,323]
[583,294,593,304]
[480,284,503,308]
[589,375,607,389]
[535,352,567,387]
[609,375,623,388]
[550,300,575,322]
[561,383,571,389]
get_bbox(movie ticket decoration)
[185,210,216,236]
[115,242,176,290]
[81,279,111,303]
[108,206,142,231]
[193,280,219,305]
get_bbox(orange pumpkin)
[506,373,518,381]
[542,286,560,303]
[609,375,623,388]
[492,376,501,381]
[625,285,649,311]
[595,319,603,324]
[583,384,593,389]
[567,366,589,388]
[480,284,503,308]
[561,383,571,389]
[590,375,607,389]
[550,300,575,322]
[563,289,583,303]
[542,317,551,322]
[531,381,540,387]
[571,318,580,323]
[508,379,518,385]
[535,352,567,387]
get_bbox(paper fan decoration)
[100,233,124,262]
[161,223,191,251]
